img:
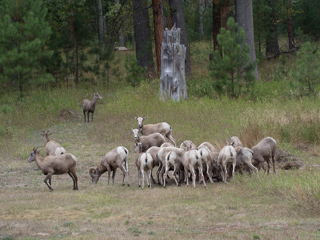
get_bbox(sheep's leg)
[199,166,206,187]
[141,169,145,189]
[137,167,141,188]
[272,155,276,174]
[112,168,117,185]
[190,166,196,188]
[68,171,78,190]
[222,163,227,183]
[106,165,111,184]
[172,166,180,186]
[91,111,94,122]
[266,158,271,175]
[159,164,166,186]
[83,111,86,122]
[118,165,128,186]
[232,160,236,178]
[167,133,176,147]
[44,174,53,191]
[87,112,90,122]
[245,161,259,177]
[207,165,214,183]
[148,169,151,188]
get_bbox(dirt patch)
[276,149,305,170]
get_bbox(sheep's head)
[28,147,40,163]
[135,142,143,153]
[135,116,145,129]
[93,93,102,101]
[132,128,140,142]
[89,167,100,184]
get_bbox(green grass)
[1,42,320,239]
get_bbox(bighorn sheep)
[218,145,237,183]
[132,128,166,152]
[182,150,206,188]
[160,142,175,148]
[28,147,78,191]
[197,142,219,183]
[40,130,66,156]
[89,146,129,186]
[135,116,176,147]
[163,149,185,187]
[180,140,197,151]
[135,143,161,184]
[82,93,102,122]
[234,146,259,176]
[228,136,244,147]
[251,137,277,174]
[135,152,153,189]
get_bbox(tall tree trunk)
[115,0,125,46]
[133,0,155,75]
[169,0,191,75]
[213,0,221,54]
[165,0,173,29]
[235,0,259,79]
[287,5,295,51]
[199,0,204,40]
[265,1,279,57]
[95,0,105,41]
[152,0,165,73]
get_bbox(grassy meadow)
[1,42,320,239]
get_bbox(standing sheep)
[132,128,166,152]
[218,145,237,183]
[89,146,129,186]
[251,137,277,174]
[182,150,206,188]
[40,130,66,156]
[82,93,102,122]
[28,147,78,191]
[135,116,176,147]
[135,152,153,189]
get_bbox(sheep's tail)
[55,147,66,156]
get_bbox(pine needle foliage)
[209,17,255,98]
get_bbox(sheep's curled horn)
[89,167,96,176]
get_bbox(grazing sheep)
[89,146,129,186]
[218,145,237,183]
[135,116,176,147]
[197,141,218,153]
[160,142,175,148]
[157,147,185,186]
[40,130,66,156]
[182,150,206,188]
[146,146,162,184]
[82,93,102,122]
[132,128,166,152]
[251,137,277,174]
[135,152,153,189]
[234,146,259,176]
[163,150,185,187]
[180,140,197,151]
[28,147,78,191]
[228,136,244,147]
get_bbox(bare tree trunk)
[213,0,221,54]
[235,0,259,79]
[95,0,106,41]
[133,0,155,75]
[287,5,295,51]
[152,0,165,73]
[265,1,279,57]
[169,0,191,75]
[199,0,204,40]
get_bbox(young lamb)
[146,146,162,184]
[28,147,78,191]
[234,146,259,176]
[180,140,197,151]
[82,93,102,122]
[135,116,176,147]
[228,136,244,147]
[89,146,129,186]
[163,149,185,187]
[251,137,277,174]
[218,145,237,183]
[132,128,166,152]
[40,130,66,156]
[182,149,206,188]
[135,152,154,189]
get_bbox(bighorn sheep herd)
[28,99,278,191]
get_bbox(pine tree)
[291,42,320,95]
[0,0,53,98]
[209,17,255,98]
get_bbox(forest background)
[1,0,320,239]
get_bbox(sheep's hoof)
[138,185,141,188]
[148,185,150,188]
[158,182,161,186]
[127,184,130,187]
[122,183,125,186]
